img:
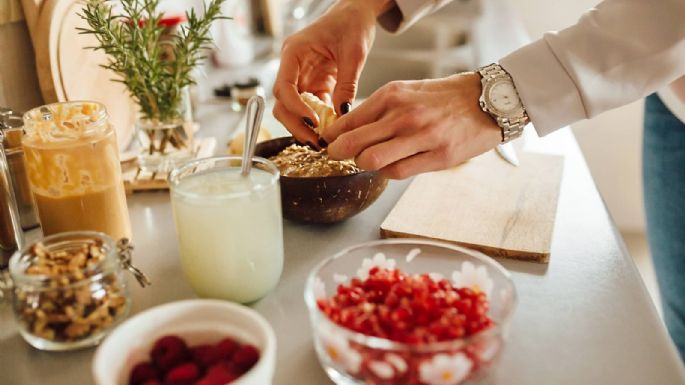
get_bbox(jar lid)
[22,101,109,144]
[233,78,261,90]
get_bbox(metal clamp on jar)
[1,109,39,230]
[0,107,29,268]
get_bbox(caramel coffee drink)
[22,102,131,240]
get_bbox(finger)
[273,52,320,128]
[322,93,389,143]
[315,92,332,106]
[379,150,447,180]
[332,45,366,116]
[327,120,395,160]
[273,101,320,147]
[354,135,433,171]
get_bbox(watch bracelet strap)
[478,63,529,143]
[478,63,509,82]
[498,116,529,143]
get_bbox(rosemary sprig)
[78,0,228,122]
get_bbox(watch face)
[487,80,522,115]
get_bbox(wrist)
[341,0,395,17]
[449,72,502,142]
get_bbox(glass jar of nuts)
[8,231,149,351]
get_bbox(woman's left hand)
[321,72,503,179]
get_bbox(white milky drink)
[170,157,283,303]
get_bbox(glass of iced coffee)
[22,102,131,240]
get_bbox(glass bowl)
[304,239,517,385]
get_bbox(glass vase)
[135,88,194,173]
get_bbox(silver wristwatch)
[477,63,529,143]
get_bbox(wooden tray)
[123,137,217,193]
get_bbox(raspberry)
[128,362,160,385]
[191,344,222,368]
[164,362,200,385]
[150,335,191,373]
[197,363,238,385]
[215,337,240,361]
[131,336,260,385]
[231,345,260,373]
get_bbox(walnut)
[65,322,90,339]
[14,239,129,343]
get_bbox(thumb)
[332,44,367,116]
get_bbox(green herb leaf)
[79,0,229,121]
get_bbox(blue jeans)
[643,93,685,363]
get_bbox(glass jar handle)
[116,238,151,288]
[0,129,24,253]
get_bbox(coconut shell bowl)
[254,137,388,224]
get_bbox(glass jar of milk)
[169,156,283,303]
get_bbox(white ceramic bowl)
[92,299,276,385]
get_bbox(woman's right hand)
[272,0,392,146]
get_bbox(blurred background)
[1,0,656,309]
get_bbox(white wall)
[511,0,646,231]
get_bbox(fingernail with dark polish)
[303,117,315,129]
[318,138,328,148]
[341,102,351,115]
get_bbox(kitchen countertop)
[1,101,684,385]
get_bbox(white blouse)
[378,0,685,135]
[660,84,685,124]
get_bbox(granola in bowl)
[268,144,361,178]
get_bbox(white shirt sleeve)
[378,0,454,33]
[499,0,685,136]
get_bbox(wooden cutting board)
[380,150,564,263]
[32,0,137,152]
[19,0,41,38]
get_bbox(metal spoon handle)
[241,96,266,176]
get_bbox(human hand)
[322,73,503,179]
[272,0,392,147]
